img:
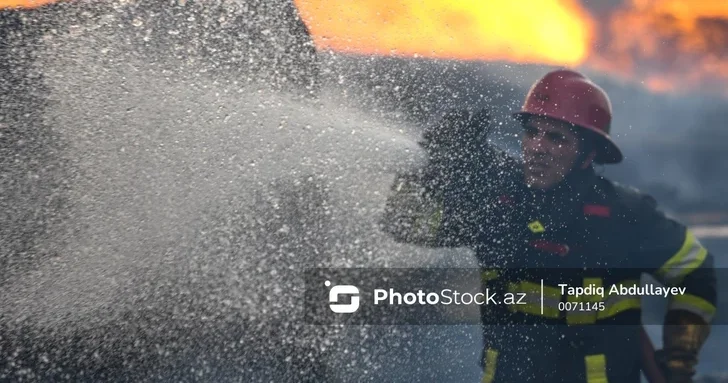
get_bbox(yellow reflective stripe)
[428,206,443,233]
[507,282,560,318]
[412,199,444,240]
[567,311,597,325]
[656,230,707,285]
[387,176,443,244]
[481,270,500,283]
[583,277,603,302]
[528,220,545,233]
[566,297,598,324]
[506,283,541,316]
[565,278,603,325]
[597,297,641,320]
[585,354,608,383]
[544,286,561,299]
[512,281,539,294]
[481,348,498,383]
[598,280,641,320]
[669,294,717,323]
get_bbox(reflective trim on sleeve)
[412,198,444,243]
[656,230,708,286]
[669,293,717,324]
[566,309,598,325]
[428,205,443,233]
[481,270,500,283]
[597,280,641,320]
[481,348,498,383]
[585,354,608,383]
[507,281,561,319]
[582,278,603,302]
[566,278,603,325]
[597,297,641,320]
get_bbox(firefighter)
[380,69,717,383]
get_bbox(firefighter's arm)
[638,196,717,382]
[379,109,493,248]
[655,231,716,383]
[380,170,451,247]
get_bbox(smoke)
[585,0,728,95]
[593,79,728,212]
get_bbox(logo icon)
[326,280,360,313]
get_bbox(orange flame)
[293,0,595,66]
[591,0,728,94]
[296,0,728,96]
[5,0,727,96]
[0,0,59,8]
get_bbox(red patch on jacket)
[583,204,611,217]
[529,239,570,257]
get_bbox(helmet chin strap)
[575,150,597,171]
[571,130,599,172]
[561,145,597,182]
[533,148,596,195]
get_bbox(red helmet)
[513,69,623,164]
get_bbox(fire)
[293,0,595,66]
[591,0,728,94]
[296,0,728,95]
[0,0,59,8]
[5,0,727,96]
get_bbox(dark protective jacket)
[381,143,718,383]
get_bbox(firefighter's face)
[521,116,588,190]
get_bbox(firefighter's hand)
[655,348,697,383]
[420,108,491,157]
[420,108,491,184]
[656,310,712,383]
